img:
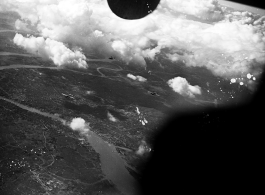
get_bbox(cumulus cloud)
[107,112,117,122]
[13,33,87,68]
[1,0,265,79]
[69,117,90,134]
[167,77,202,98]
[127,73,147,82]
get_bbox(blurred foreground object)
[107,0,160,19]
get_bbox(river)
[0,52,33,57]
[0,64,59,70]
[0,95,140,195]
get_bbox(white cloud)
[1,0,265,80]
[136,145,146,155]
[136,140,151,156]
[13,33,87,68]
[136,76,147,82]
[93,30,104,37]
[107,112,117,122]
[127,74,137,80]
[160,0,224,21]
[86,90,95,95]
[127,74,147,82]
[15,19,31,31]
[167,77,201,98]
[69,117,89,134]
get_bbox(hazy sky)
[219,0,265,15]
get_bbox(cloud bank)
[69,117,90,134]
[160,0,224,21]
[127,74,147,82]
[168,77,202,98]
[13,33,87,68]
[1,0,264,79]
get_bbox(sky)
[218,0,265,15]
[0,0,264,86]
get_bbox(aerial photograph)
[0,0,264,194]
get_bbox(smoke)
[69,117,90,134]
[167,77,202,98]
[1,0,264,79]
[127,74,147,82]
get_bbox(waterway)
[0,52,33,57]
[0,64,59,70]
[0,95,140,195]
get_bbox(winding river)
[0,63,140,195]
[0,95,139,195]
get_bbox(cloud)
[127,74,137,80]
[167,77,201,98]
[13,33,87,68]
[136,140,151,156]
[136,145,146,155]
[15,19,31,32]
[1,0,264,80]
[127,74,147,82]
[86,90,95,95]
[107,112,117,122]
[160,0,225,21]
[69,117,90,134]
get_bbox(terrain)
[0,10,254,195]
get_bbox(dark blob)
[148,91,158,96]
[140,71,265,194]
[107,0,160,20]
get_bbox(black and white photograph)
[0,0,264,194]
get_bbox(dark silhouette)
[107,0,160,19]
[140,74,264,193]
